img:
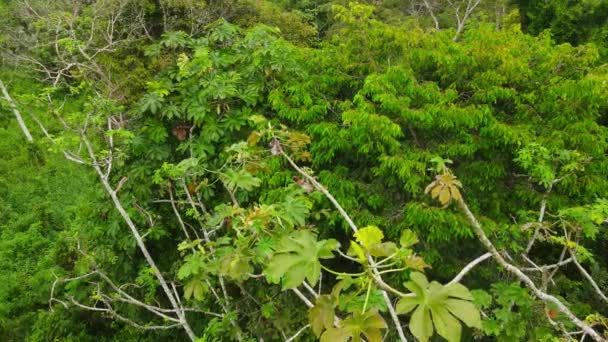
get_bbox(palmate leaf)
[184,277,208,301]
[274,194,312,227]
[354,225,384,249]
[396,272,482,342]
[177,253,206,279]
[265,230,339,289]
[349,225,397,259]
[425,172,463,207]
[221,168,261,192]
[320,327,351,342]
[310,295,335,337]
[410,305,434,342]
[400,229,419,248]
[137,93,164,114]
[160,30,189,49]
[320,309,387,342]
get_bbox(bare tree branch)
[570,250,608,303]
[285,324,310,342]
[456,197,605,341]
[448,252,493,285]
[80,133,197,341]
[422,0,440,30]
[451,0,482,41]
[0,79,34,142]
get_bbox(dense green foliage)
[2,1,608,341]
[514,0,608,57]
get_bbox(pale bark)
[457,198,605,342]
[0,79,34,142]
[81,135,197,341]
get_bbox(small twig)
[521,257,573,272]
[285,324,310,342]
[570,250,608,303]
[169,187,192,242]
[302,281,318,299]
[114,176,128,194]
[291,288,314,308]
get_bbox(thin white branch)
[452,0,482,41]
[521,257,573,272]
[302,281,318,299]
[0,79,34,142]
[570,251,608,303]
[285,324,310,342]
[291,288,314,308]
[169,187,192,242]
[81,134,196,341]
[526,182,554,254]
[457,197,604,341]
[422,0,440,30]
[448,252,492,285]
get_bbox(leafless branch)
[422,0,440,30]
[448,252,493,285]
[570,250,608,303]
[0,79,34,142]
[80,133,197,341]
[456,197,605,341]
[285,324,310,342]
[451,0,482,41]
[169,186,192,242]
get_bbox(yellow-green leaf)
[399,229,419,248]
[445,299,482,329]
[431,305,462,342]
[396,296,421,315]
[354,225,384,249]
[348,241,366,263]
[410,305,433,342]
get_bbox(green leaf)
[221,168,261,192]
[331,277,354,305]
[342,309,387,342]
[471,289,492,309]
[369,242,397,257]
[220,253,253,281]
[398,274,482,341]
[354,225,384,249]
[309,295,335,337]
[184,278,207,301]
[399,229,419,248]
[445,299,482,329]
[265,230,337,289]
[137,93,164,114]
[396,296,421,315]
[275,194,312,227]
[445,283,474,300]
[348,241,366,263]
[178,254,206,279]
[409,272,430,292]
[320,327,350,342]
[344,290,387,313]
[431,305,462,342]
[410,305,433,342]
